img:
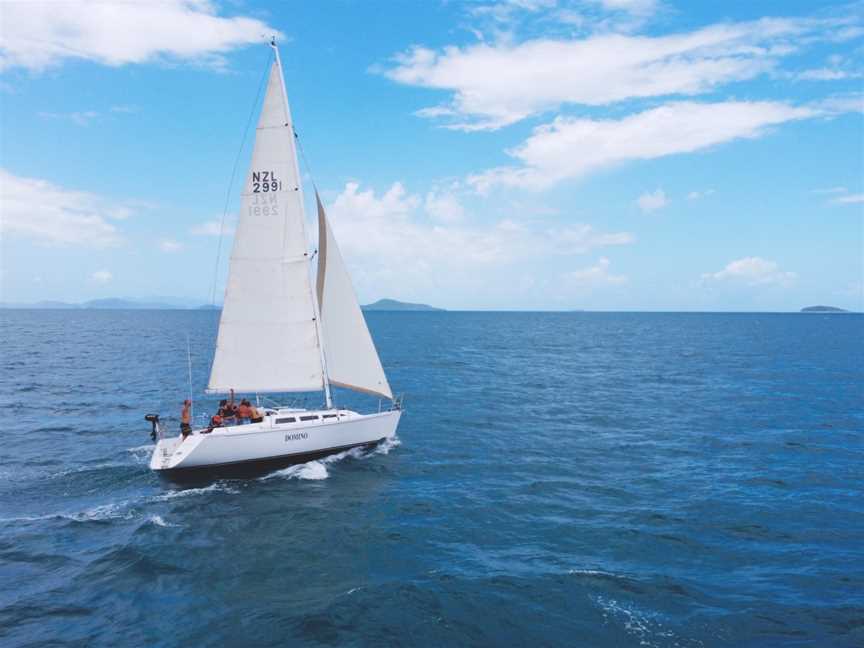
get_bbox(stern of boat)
[149,433,206,471]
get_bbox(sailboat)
[147,42,401,476]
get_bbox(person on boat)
[236,399,252,425]
[225,402,239,425]
[249,403,264,424]
[217,399,228,416]
[206,413,223,434]
[220,388,239,425]
[180,399,192,441]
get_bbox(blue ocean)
[0,310,861,647]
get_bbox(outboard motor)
[145,414,161,442]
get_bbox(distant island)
[800,305,850,313]
[361,298,444,311]
[1,297,444,312]
[0,298,206,310]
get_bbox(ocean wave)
[568,568,628,579]
[146,514,180,528]
[38,461,134,482]
[593,595,683,648]
[126,444,155,464]
[372,435,401,456]
[264,461,331,481]
[260,435,401,482]
[0,501,136,525]
[70,502,137,522]
[1,485,236,526]
[150,482,240,501]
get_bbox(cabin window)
[276,417,296,424]
[322,414,337,419]
[299,415,319,422]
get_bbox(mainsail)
[316,195,394,400]
[209,44,393,402]
[208,53,324,393]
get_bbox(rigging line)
[209,47,273,306]
[294,127,320,196]
[186,334,194,419]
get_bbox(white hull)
[149,408,400,474]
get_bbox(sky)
[0,0,862,311]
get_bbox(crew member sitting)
[236,399,252,425]
[219,389,238,426]
[207,413,223,433]
[249,403,264,424]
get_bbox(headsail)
[316,194,394,400]
[208,54,324,393]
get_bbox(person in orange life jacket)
[207,413,223,433]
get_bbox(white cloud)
[796,54,862,81]
[0,169,128,246]
[383,16,838,130]
[797,67,855,81]
[38,110,100,126]
[110,104,139,114]
[424,189,466,223]
[831,193,864,205]
[687,189,715,200]
[190,217,235,236]
[636,188,668,212]
[592,0,658,15]
[814,92,864,114]
[468,101,817,191]
[0,0,282,72]
[563,257,627,286]
[469,0,557,23]
[324,181,633,298]
[159,239,184,253]
[811,186,848,195]
[701,257,796,286]
[809,186,864,206]
[91,270,113,284]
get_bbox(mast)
[270,39,333,410]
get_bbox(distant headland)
[0,298,192,310]
[361,299,444,311]
[800,305,850,313]
[0,297,445,311]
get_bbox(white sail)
[208,56,324,393]
[316,194,394,400]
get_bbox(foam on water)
[151,482,240,501]
[260,435,401,481]
[70,501,137,522]
[146,515,179,528]
[0,501,136,525]
[372,435,401,455]
[594,596,683,648]
[265,460,330,481]
[127,444,155,464]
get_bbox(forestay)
[316,194,394,400]
[208,58,324,393]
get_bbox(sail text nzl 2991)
[249,192,279,218]
[252,170,282,193]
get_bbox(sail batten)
[208,55,324,394]
[316,194,394,400]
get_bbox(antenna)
[186,334,194,420]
